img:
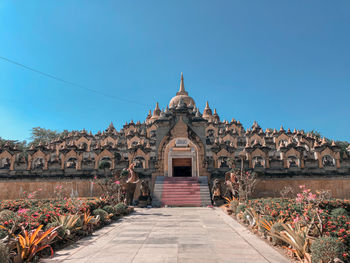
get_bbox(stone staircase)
[152,176,212,207]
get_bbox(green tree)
[29,127,59,147]
[0,137,27,150]
[306,130,349,154]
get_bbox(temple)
[1,73,350,200]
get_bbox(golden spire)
[152,102,161,117]
[177,72,188,95]
[205,101,210,109]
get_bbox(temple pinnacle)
[177,72,188,95]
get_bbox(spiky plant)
[51,214,80,238]
[16,225,59,262]
[0,241,9,263]
[269,222,312,262]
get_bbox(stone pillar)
[10,155,15,171]
[167,149,172,177]
[191,148,197,177]
[265,157,270,168]
[27,155,32,170]
[336,159,340,168]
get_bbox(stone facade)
[1,73,350,198]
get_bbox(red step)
[161,177,202,207]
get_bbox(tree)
[0,137,27,151]
[29,127,59,147]
[227,158,257,201]
[307,129,323,139]
[306,130,350,155]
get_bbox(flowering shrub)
[0,194,133,262]
[231,186,350,262]
[311,236,347,263]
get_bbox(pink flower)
[115,181,120,185]
[18,208,29,214]
[307,193,316,201]
[293,215,301,223]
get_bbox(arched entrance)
[163,138,199,177]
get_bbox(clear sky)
[0,1,349,142]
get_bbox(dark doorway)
[173,166,191,177]
[172,158,192,177]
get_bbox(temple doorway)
[163,137,200,177]
[172,158,192,177]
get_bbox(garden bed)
[223,189,350,263]
[0,197,133,262]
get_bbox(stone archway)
[163,138,200,177]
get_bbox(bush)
[0,229,6,240]
[0,241,9,263]
[103,205,115,214]
[236,204,246,214]
[229,200,239,213]
[331,207,349,218]
[114,203,127,215]
[271,222,284,233]
[0,210,15,221]
[127,206,134,214]
[311,236,346,263]
[93,209,109,224]
[45,221,65,238]
[269,222,285,246]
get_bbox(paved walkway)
[43,208,290,263]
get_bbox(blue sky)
[0,1,349,142]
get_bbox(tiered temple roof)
[0,74,349,178]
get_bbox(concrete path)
[43,208,290,263]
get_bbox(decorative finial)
[177,72,188,95]
[205,101,210,109]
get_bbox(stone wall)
[254,176,350,199]
[0,176,153,201]
[1,176,349,200]
[0,178,100,200]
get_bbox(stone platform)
[42,208,290,263]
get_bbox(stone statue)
[122,163,139,205]
[138,180,152,207]
[288,158,297,167]
[255,159,263,167]
[220,157,228,168]
[211,179,224,206]
[134,158,143,168]
[224,172,239,198]
[0,158,10,169]
[35,158,44,169]
[323,156,334,167]
[67,158,76,168]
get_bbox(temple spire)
[177,72,188,96]
[153,102,161,117]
